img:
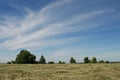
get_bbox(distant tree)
[58,61,65,64]
[105,60,109,63]
[39,55,46,64]
[98,60,104,63]
[7,62,12,64]
[15,50,36,64]
[91,57,97,63]
[48,61,55,64]
[84,57,90,63]
[58,61,62,64]
[11,60,15,64]
[70,57,76,63]
[35,61,39,64]
[62,61,65,64]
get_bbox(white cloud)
[0,0,116,50]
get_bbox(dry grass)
[0,63,120,80]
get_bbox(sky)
[0,0,120,63]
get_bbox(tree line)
[7,50,109,64]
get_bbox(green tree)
[84,57,90,63]
[98,60,104,63]
[48,61,55,64]
[70,57,76,63]
[91,57,97,63]
[7,62,11,64]
[58,61,62,64]
[11,60,15,64]
[35,61,39,64]
[39,55,46,64]
[105,60,109,63]
[58,61,65,64]
[15,50,36,64]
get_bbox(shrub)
[7,62,11,64]
[105,60,109,63]
[98,60,104,63]
[48,61,55,64]
[58,61,65,64]
[70,57,76,63]
[91,57,97,63]
[39,55,46,64]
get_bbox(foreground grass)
[0,63,120,80]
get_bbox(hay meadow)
[0,63,120,80]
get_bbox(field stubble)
[0,63,120,80]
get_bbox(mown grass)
[0,63,120,80]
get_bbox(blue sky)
[0,0,120,63]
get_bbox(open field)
[0,63,120,80]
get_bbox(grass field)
[0,63,120,80]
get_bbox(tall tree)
[15,50,36,64]
[39,55,46,64]
[70,57,76,63]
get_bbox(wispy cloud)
[0,0,118,51]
